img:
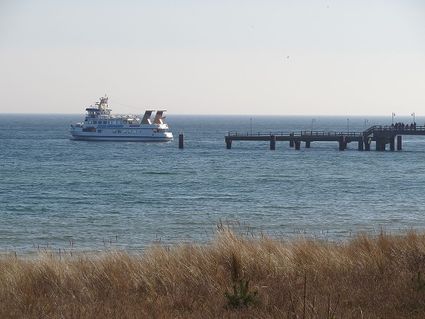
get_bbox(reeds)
[1,229,425,318]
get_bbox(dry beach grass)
[1,229,425,318]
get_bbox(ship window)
[103,121,107,124]
[93,121,97,124]
[97,129,102,133]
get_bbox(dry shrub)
[1,230,425,318]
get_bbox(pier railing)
[299,131,362,137]
[227,131,293,137]
[228,125,425,138]
[227,130,363,137]
[363,125,425,133]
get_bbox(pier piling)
[305,141,311,148]
[358,137,364,151]
[338,137,346,151]
[376,139,386,151]
[365,139,371,151]
[225,136,232,149]
[390,137,395,151]
[397,136,402,150]
[295,140,301,150]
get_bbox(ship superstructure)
[70,96,173,142]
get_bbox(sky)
[0,0,424,115]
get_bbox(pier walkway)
[225,125,425,151]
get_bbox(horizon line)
[0,112,420,118]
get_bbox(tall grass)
[1,230,425,318]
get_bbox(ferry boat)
[70,96,173,142]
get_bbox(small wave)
[143,171,178,175]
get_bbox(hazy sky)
[0,0,424,115]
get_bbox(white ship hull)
[70,128,173,142]
[70,96,173,142]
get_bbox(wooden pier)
[225,125,425,151]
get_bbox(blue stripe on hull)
[70,135,173,142]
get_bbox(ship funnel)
[141,110,154,124]
[154,110,166,124]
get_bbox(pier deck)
[225,125,425,151]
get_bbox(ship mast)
[94,95,111,116]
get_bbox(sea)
[1,114,425,253]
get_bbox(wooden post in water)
[305,141,311,148]
[295,140,301,150]
[178,133,184,149]
[270,135,276,150]
[397,135,402,150]
[289,133,294,147]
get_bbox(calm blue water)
[1,114,425,252]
